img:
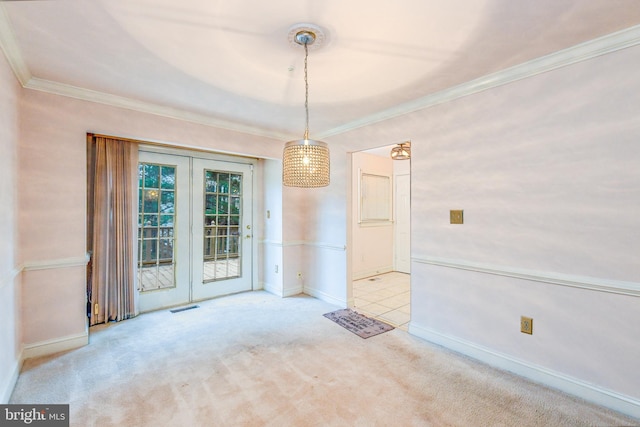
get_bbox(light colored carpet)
[10,291,638,426]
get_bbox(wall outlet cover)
[521,316,533,334]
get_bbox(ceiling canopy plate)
[288,23,327,51]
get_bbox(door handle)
[245,234,251,239]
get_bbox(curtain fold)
[89,136,138,325]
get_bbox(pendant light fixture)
[283,25,330,188]
[390,142,411,160]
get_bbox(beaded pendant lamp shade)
[283,25,330,188]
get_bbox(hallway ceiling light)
[390,142,411,160]
[283,24,330,188]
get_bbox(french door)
[137,150,253,312]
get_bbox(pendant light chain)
[282,26,330,188]
[303,40,310,140]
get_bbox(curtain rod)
[88,133,160,146]
[86,133,257,160]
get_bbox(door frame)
[346,145,411,308]
[137,144,259,311]
[394,172,411,273]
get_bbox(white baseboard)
[304,286,347,308]
[352,266,394,281]
[0,354,21,404]
[22,332,88,360]
[262,281,283,297]
[409,322,640,420]
[283,285,303,297]
[262,282,303,298]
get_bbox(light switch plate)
[450,210,464,224]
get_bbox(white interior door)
[137,151,253,312]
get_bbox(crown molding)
[0,3,288,141]
[23,78,290,141]
[2,0,639,141]
[0,4,31,85]
[318,24,640,139]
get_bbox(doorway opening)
[349,143,411,329]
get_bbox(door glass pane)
[230,174,241,194]
[230,196,240,214]
[218,195,228,214]
[161,167,175,189]
[202,169,242,282]
[138,162,177,291]
[161,191,174,213]
[143,164,160,188]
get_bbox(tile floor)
[352,271,410,330]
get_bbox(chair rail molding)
[412,255,640,297]
[261,239,346,251]
[22,254,90,272]
[0,267,21,291]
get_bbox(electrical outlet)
[275,265,278,273]
[521,316,533,335]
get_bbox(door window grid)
[138,163,177,291]
[203,170,242,282]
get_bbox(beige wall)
[16,88,294,353]
[325,46,640,416]
[3,26,639,418]
[0,48,21,403]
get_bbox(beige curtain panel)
[88,135,138,326]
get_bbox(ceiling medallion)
[287,23,326,51]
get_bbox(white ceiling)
[2,0,640,140]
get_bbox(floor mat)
[323,308,394,339]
